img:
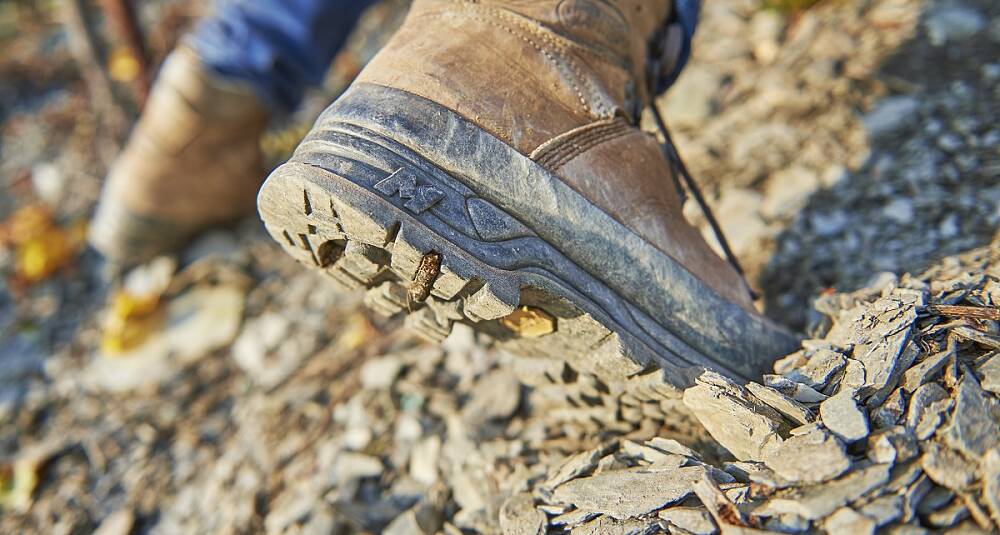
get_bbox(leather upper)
[355,0,755,309]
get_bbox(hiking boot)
[89,47,269,265]
[257,0,798,386]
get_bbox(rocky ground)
[0,0,998,534]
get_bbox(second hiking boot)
[257,0,797,386]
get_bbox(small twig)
[97,0,152,105]
[924,304,1000,322]
[59,0,129,158]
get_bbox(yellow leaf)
[108,46,140,83]
[100,290,165,356]
[0,458,40,512]
[15,227,73,283]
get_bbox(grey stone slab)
[943,373,1000,458]
[905,383,952,440]
[980,449,1000,528]
[549,508,600,528]
[872,387,907,429]
[823,507,876,535]
[867,426,918,464]
[921,442,977,492]
[856,494,904,526]
[762,375,827,404]
[746,383,814,426]
[977,352,1000,394]
[850,298,918,402]
[820,391,870,443]
[683,374,786,461]
[551,466,704,520]
[762,428,850,484]
[785,349,846,389]
[542,443,614,490]
[901,348,953,393]
[659,507,718,535]
[761,464,891,520]
[499,493,546,535]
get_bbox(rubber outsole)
[257,84,798,389]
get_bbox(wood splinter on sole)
[501,306,556,337]
[408,252,441,303]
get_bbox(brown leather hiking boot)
[257,0,798,386]
[89,47,269,265]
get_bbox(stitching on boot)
[533,121,625,168]
[441,3,620,119]
[483,7,617,118]
[546,123,632,170]
[531,118,633,171]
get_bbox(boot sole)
[257,83,797,389]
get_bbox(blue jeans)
[187,0,376,113]
[187,0,699,113]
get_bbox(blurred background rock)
[0,0,997,533]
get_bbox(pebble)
[864,96,920,137]
[867,426,918,465]
[659,506,718,535]
[925,7,985,46]
[360,355,404,390]
[498,493,545,535]
[824,507,876,535]
[820,391,870,443]
[746,383,814,426]
[920,442,976,492]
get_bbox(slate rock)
[762,463,891,520]
[659,507,718,535]
[905,383,952,440]
[684,373,786,461]
[943,373,1000,458]
[921,442,977,492]
[872,388,907,429]
[551,466,705,520]
[824,507,876,535]
[820,391,870,443]
[762,428,850,483]
[980,449,1000,528]
[977,353,1000,394]
[901,348,953,393]
[746,383,814,426]
[499,493,546,535]
[543,444,613,490]
[763,375,828,404]
[786,349,846,388]
[857,494,904,526]
[864,96,920,138]
[850,297,918,401]
[925,6,986,46]
[462,369,521,425]
[867,426,918,465]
